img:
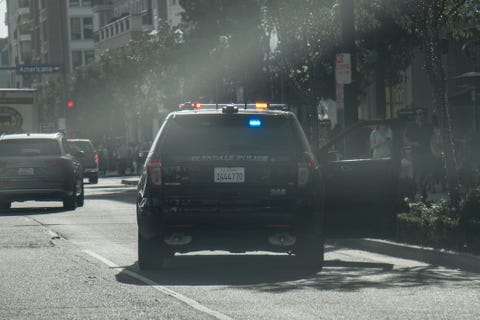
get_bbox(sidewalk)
[101,170,139,185]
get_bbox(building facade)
[93,0,183,55]
[6,0,32,88]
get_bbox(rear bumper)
[136,196,322,251]
[0,188,73,202]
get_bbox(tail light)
[298,153,315,187]
[94,152,99,164]
[146,157,162,187]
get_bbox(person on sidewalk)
[370,123,392,159]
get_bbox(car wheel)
[0,201,11,210]
[63,185,77,211]
[138,232,173,270]
[89,175,98,184]
[76,181,85,207]
[295,236,325,270]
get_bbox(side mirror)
[327,150,342,161]
[73,150,86,159]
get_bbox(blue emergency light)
[248,118,262,128]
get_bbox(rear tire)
[295,237,325,270]
[0,201,11,210]
[89,175,98,184]
[76,182,85,207]
[63,186,77,211]
[138,232,173,270]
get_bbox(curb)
[121,179,139,185]
[334,238,480,273]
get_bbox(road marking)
[83,249,234,320]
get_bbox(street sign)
[17,64,62,74]
[335,53,352,84]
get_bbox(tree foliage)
[389,0,480,211]
[38,0,480,148]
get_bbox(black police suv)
[136,103,325,269]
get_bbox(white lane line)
[83,249,234,320]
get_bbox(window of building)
[71,18,82,40]
[19,0,29,8]
[70,0,80,7]
[72,51,83,69]
[71,17,94,40]
[72,50,96,70]
[85,51,95,64]
[83,17,93,39]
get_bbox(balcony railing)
[96,14,153,43]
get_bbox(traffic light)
[67,100,74,108]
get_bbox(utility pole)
[340,0,358,127]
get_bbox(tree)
[179,0,268,102]
[63,24,182,141]
[391,0,480,211]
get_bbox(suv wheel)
[0,201,11,210]
[76,182,85,207]
[295,236,325,270]
[63,186,77,211]
[89,175,98,184]
[138,232,173,270]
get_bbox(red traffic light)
[67,100,74,108]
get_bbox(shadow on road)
[114,248,480,292]
[114,247,405,291]
[85,189,136,205]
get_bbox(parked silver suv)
[0,132,84,211]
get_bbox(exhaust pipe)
[164,233,192,246]
[268,233,296,246]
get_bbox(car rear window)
[0,139,61,156]
[67,141,94,154]
[158,114,304,154]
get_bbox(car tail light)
[298,153,315,187]
[146,158,162,187]
[94,152,99,164]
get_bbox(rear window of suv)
[0,139,61,156]
[158,113,305,154]
[67,140,94,155]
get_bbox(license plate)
[18,167,34,175]
[214,167,245,183]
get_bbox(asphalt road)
[0,177,479,320]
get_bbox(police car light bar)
[179,102,288,111]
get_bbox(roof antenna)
[244,86,247,109]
